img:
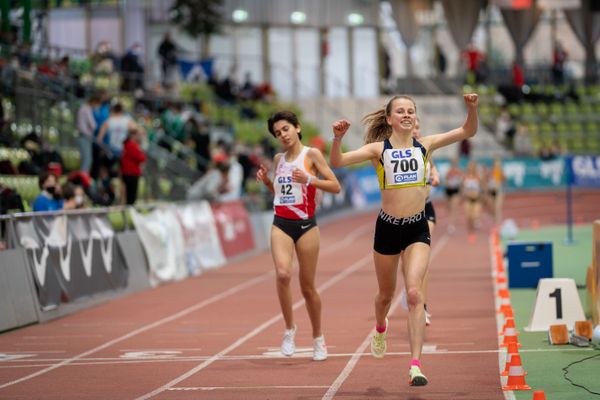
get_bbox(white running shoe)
[400,288,408,311]
[312,335,327,361]
[371,318,388,358]
[281,325,296,357]
[425,310,432,326]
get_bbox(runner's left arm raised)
[419,94,478,154]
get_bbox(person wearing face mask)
[32,172,64,212]
[62,183,86,210]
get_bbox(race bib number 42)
[274,176,302,205]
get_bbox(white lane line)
[135,253,374,400]
[1,347,591,369]
[322,233,450,400]
[0,220,373,391]
[167,385,327,392]
[168,385,330,391]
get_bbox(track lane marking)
[134,251,374,399]
[0,222,373,391]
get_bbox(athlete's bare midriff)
[381,185,428,218]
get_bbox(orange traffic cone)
[501,342,521,376]
[498,288,510,300]
[531,219,540,230]
[499,317,519,337]
[502,354,531,391]
[496,273,507,287]
[497,298,512,315]
[501,306,514,319]
[532,390,546,400]
[500,322,521,347]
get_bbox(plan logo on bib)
[394,172,418,183]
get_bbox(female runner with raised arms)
[330,94,478,385]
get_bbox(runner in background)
[256,110,341,361]
[484,157,505,227]
[462,161,484,243]
[444,158,463,233]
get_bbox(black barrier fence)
[4,208,131,309]
[0,206,151,331]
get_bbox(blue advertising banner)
[345,157,579,205]
[344,166,381,207]
[568,155,600,187]
[435,157,566,191]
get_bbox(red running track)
[0,190,597,399]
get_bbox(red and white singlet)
[273,146,316,220]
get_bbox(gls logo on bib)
[390,149,413,159]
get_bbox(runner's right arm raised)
[329,119,380,168]
[256,154,281,194]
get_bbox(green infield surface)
[501,224,600,400]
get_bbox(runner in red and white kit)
[256,110,341,361]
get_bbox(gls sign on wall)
[569,156,600,187]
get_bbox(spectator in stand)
[96,103,143,161]
[93,41,116,74]
[32,172,63,212]
[89,164,116,206]
[62,182,86,210]
[552,41,568,85]
[120,127,147,205]
[158,33,178,88]
[476,53,489,84]
[91,91,111,179]
[459,138,472,159]
[0,182,24,215]
[185,116,211,174]
[495,105,516,148]
[77,94,100,173]
[435,43,447,76]
[186,155,231,202]
[239,72,257,100]
[0,182,24,250]
[461,42,482,84]
[121,43,145,92]
[218,143,243,202]
[511,60,524,88]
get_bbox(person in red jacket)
[120,127,146,205]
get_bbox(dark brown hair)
[361,95,416,144]
[267,111,302,140]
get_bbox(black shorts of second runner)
[445,188,460,198]
[374,209,431,255]
[273,215,317,243]
[424,200,436,224]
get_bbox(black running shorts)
[273,215,317,243]
[374,209,431,255]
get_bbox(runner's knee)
[407,287,422,308]
[276,269,292,286]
